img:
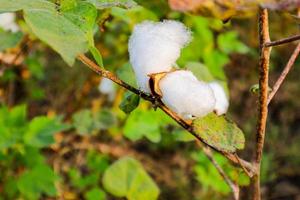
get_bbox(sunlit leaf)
[192,113,245,152]
[86,0,137,9]
[102,157,159,200]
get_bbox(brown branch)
[203,147,240,200]
[76,53,255,176]
[267,42,300,104]
[264,34,300,47]
[253,8,271,200]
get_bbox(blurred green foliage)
[1,0,297,200]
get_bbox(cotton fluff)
[98,78,116,102]
[128,20,191,92]
[0,13,19,32]
[208,82,229,115]
[159,70,216,119]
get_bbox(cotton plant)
[98,78,116,102]
[0,12,19,32]
[128,20,229,119]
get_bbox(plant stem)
[203,147,240,200]
[267,42,300,104]
[253,8,271,200]
[264,34,300,47]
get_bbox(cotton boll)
[98,78,116,102]
[159,70,216,119]
[0,13,19,32]
[128,20,191,92]
[209,82,229,115]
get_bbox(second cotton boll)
[208,82,229,115]
[0,13,19,32]
[159,70,216,119]
[128,20,191,93]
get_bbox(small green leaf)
[89,45,104,68]
[192,113,245,153]
[85,187,107,200]
[86,0,137,9]
[185,62,214,82]
[217,31,249,54]
[124,109,161,143]
[0,30,23,51]
[119,92,140,114]
[24,116,69,148]
[102,157,159,200]
[17,164,59,200]
[72,109,94,135]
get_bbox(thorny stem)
[267,42,300,104]
[203,147,240,200]
[264,34,300,47]
[253,8,271,200]
[76,54,254,177]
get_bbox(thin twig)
[267,42,300,104]
[203,147,240,200]
[264,34,300,47]
[253,8,271,200]
[76,54,255,176]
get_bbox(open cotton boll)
[159,70,216,119]
[98,78,116,102]
[0,13,19,32]
[209,82,229,115]
[128,20,191,92]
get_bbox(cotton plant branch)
[253,8,271,200]
[203,147,240,200]
[264,34,300,47]
[77,54,255,176]
[267,42,300,104]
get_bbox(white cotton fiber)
[0,13,19,32]
[128,20,191,92]
[208,82,229,115]
[159,70,216,119]
[98,78,116,102]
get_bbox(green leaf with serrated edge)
[89,45,104,68]
[0,30,23,51]
[0,0,55,12]
[102,157,159,200]
[192,113,245,153]
[86,0,137,9]
[119,92,140,114]
[23,4,89,66]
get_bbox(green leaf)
[72,109,94,135]
[23,4,89,66]
[102,157,159,200]
[0,30,23,51]
[192,113,245,153]
[86,0,137,9]
[124,109,161,143]
[119,92,140,114]
[0,105,27,150]
[89,45,104,68]
[63,1,98,44]
[0,0,55,12]
[185,62,214,82]
[203,50,229,81]
[17,164,59,200]
[93,109,117,130]
[25,56,45,80]
[85,187,107,200]
[24,116,69,148]
[217,31,249,54]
